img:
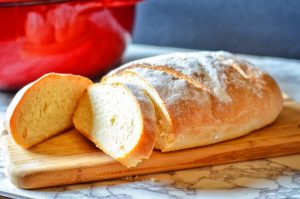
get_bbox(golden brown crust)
[163,71,283,151]
[105,51,283,152]
[6,73,93,148]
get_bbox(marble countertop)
[0,44,300,199]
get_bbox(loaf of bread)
[6,73,92,148]
[44,51,283,168]
[73,82,157,167]
[102,51,283,153]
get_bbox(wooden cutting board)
[2,97,300,189]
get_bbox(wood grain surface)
[3,97,300,189]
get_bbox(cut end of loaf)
[73,83,156,168]
[6,73,92,148]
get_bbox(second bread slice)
[73,83,157,167]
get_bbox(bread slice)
[73,83,156,167]
[5,73,92,148]
[101,72,172,151]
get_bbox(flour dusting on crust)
[119,51,265,102]
[128,68,209,106]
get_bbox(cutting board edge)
[6,138,300,189]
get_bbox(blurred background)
[0,0,299,90]
[133,0,300,59]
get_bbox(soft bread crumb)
[73,83,156,168]
[6,73,92,148]
[102,72,172,150]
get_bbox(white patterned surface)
[0,44,300,199]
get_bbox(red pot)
[0,0,139,90]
